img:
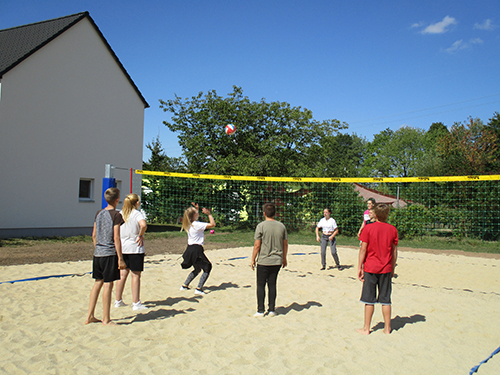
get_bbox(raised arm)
[202,207,216,229]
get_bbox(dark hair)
[367,198,376,204]
[263,203,276,218]
[324,208,332,214]
[374,203,390,222]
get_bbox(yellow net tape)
[136,170,500,183]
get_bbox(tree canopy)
[151,86,500,177]
[437,117,498,175]
[159,86,348,176]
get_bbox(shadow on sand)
[205,282,240,292]
[371,314,426,333]
[276,301,322,315]
[118,307,196,324]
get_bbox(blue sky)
[2,0,500,160]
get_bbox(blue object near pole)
[101,177,116,208]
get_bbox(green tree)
[361,127,425,177]
[306,133,366,177]
[485,111,500,173]
[360,128,394,177]
[437,117,497,175]
[141,137,188,223]
[416,122,450,176]
[391,126,426,177]
[426,122,449,144]
[142,136,187,172]
[486,111,500,138]
[159,86,348,177]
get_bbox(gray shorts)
[360,272,392,305]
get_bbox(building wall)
[0,18,145,238]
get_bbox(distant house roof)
[0,11,149,108]
[353,183,408,208]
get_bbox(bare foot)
[102,320,117,326]
[356,328,370,335]
[85,317,101,325]
[383,328,392,334]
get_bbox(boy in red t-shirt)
[357,203,398,335]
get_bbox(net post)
[130,168,133,194]
[102,164,116,208]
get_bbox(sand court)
[1,245,499,374]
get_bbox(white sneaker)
[179,285,190,291]
[268,311,277,317]
[132,301,148,311]
[114,300,126,308]
[253,312,264,318]
[194,289,206,295]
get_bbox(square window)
[79,178,94,201]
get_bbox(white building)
[0,12,149,238]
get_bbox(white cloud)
[422,15,457,34]
[474,19,495,30]
[444,39,465,53]
[443,38,483,53]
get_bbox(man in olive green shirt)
[251,203,288,317]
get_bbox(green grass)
[1,226,499,255]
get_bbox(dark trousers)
[184,250,212,289]
[256,264,281,313]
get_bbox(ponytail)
[122,193,140,222]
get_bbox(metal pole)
[102,164,116,208]
[130,168,133,194]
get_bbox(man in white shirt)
[315,208,342,270]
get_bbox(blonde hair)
[181,206,198,232]
[104,187,120,204]
[122,193,140,222]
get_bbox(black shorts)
[360,272,392,305]
[92,255,120,282]
[123,253,145,272]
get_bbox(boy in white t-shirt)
[315,208,341,270]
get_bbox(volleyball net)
[135,170,500,240]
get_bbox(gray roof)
[0,12,149,108]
